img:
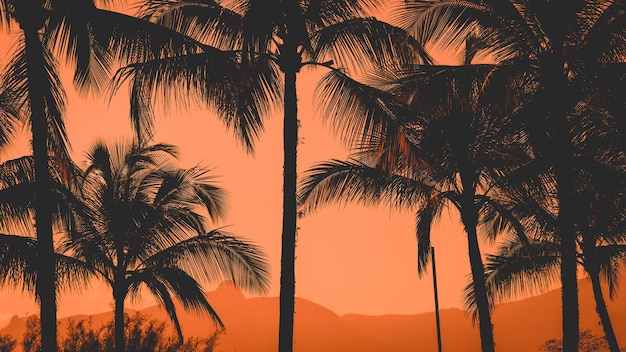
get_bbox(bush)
[539,329,610,352]
[21,313,221,352]
[0,334,17,352]
[22,316,41,352]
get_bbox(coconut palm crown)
[61,140,270,352]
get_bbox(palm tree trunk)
[20,20,58,352]
[278,39,300,352]
[544,40,580,351]
[590,270,620,351]
[554,143,579,352]
[464,218,496,352]
[113,284,126,352]
[459,174,495,352]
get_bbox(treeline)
[0,313,220,352]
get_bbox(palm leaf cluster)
[0,139,271,352]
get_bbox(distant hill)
[2,279,625,351]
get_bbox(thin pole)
[432,247,442,352]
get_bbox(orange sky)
[0,1,489,328]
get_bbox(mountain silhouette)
[2,280,625,351]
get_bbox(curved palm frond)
[463,236,560,320]
[0,233,96,295]
[0,233,38,293]
[415,191,454,275]
[88,8,208,66]
[0,88,20,150]
[0,157,35,235]
[1,35,74,176]
[127,265,224,341]
[314,69,412,149]
[44,2,113,96]
[311,18,431,69]
[140,230,270,295]
[597,245,626,299]
[137,0,244,50]
[111,52,281,151]
[299,158,433,212]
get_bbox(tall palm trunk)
[113,281,127,352]
[589,270,620,352]
[459,169,495,352]
[583,239,619,352]
[462,213,495,352]
[551,52,579,352]
[456,165,495,352]
[557,184,579,352]
[459,173,495,352]
[20,17,58,352]
[278,36,300,352]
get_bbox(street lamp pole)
[432,247,442,352]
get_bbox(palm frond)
[596,244,626,299]
[415,191,452,275]
[138,0,244,50]
[88,8,207,66]
[44,2,113,96]
[140,230,270,295]
[127,265,224,341]
[309,0,385,25]
[0,88,20,150]
[2,34,74,175]
[311,18,431,70]
[314,69,411,150]
[463,237,560,320]
[111,52,281,152]
[0,233,38,294]
[149,166,227,223]
[0,156,35,234]
[298,158,433,213]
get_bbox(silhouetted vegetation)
[0,334,17,352]
[112,1,419,350]
[540,329,610,352]
[21,313,221,352]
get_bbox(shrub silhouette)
[21,313,220,352]
[539,329,610,352]
[0,334,17,352]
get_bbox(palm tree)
[465,160,626,352]
[391,2,626,349]
[0,1,225,348]
[0,3,70,347]
[111,1,427,350]
[62,140,270,352]
[299,64,533,352]
[0,155,94,335]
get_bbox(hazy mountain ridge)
[2,280,625,351]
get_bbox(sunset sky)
[0,1,491,328]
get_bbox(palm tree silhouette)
[299,64,532,352]
[0,2,198,349]
[466,166,626,352]
[63,140,270,352]
[111,1,426,349]
[0,2,233,347]
[393,2,626,349]
[0,156,95,341]
[0,3,73,347]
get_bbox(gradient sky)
[0,1,494,328]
